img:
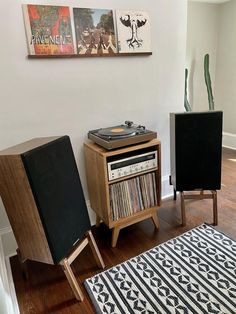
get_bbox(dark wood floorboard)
[10,147,236,313]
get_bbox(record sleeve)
[22,4,74,55]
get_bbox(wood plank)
[86,231,105,269]
[28,52,152,59]
[84,139,161,157]
[84,144,110,225]
[60,259,84,301]
[109,207,159,228]
[66,238,89,266]
[0,136,61,155]
[0,155,53,264]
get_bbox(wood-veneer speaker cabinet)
[84,139,161,247]
[0,135,91,264]
[0,136,105,301]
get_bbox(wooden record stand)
[84,139,162,247]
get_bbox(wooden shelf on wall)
[27,52,152,59]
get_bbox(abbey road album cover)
[73,8,117,55]
[22,4,75,55]
[116,10,152,53]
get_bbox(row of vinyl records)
[109,172,157,221]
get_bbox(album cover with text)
[22,4,74,55]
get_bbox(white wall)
[0,0,187,254]
[187,0,236,148]
[186,2,220,111]
[215,0,236,135]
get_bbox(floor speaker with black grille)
[170,111,223,226]
[0,136,104,301]
[170,111,223,192]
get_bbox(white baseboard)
[162,175,173,199]
[0,226,12,236]
[0,236,18,314]
[5,255,19,314]
[223,132,236,150]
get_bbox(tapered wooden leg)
[112,227,120,248]
[212,190,218,226]
[60,230,105,301]
[61,259,84,301]
[151,212,159,229]
[86,230,105,269]
[96,215,101,227]
[174,188,177,201]
[180,192,186,226]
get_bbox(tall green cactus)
[204,54,215,110]
[184,68,192,111]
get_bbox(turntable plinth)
[84,139,161,247]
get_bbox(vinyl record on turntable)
[98,126,136,139]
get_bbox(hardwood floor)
[10,147,236,313]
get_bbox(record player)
[88,121,157,150]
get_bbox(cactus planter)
[204,54,215,110]
[184,54,215,111]
[184,68,192,112]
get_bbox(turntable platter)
[98,126,136,138]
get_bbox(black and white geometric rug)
[84,224,236,313]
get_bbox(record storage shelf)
[84,139,161,247]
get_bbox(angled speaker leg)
[212,190,218,226]
[174,188,177,201]
[86,230,105,269]
[180,192,186,226]
[61,259,84,301]
[60,231,105,301]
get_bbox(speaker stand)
[17,231,104,301]
[180,190,218,226]
[59,230,105,301]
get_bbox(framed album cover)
[73,8,117,55]
[22,4,75,55]
[116,10,152,53]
